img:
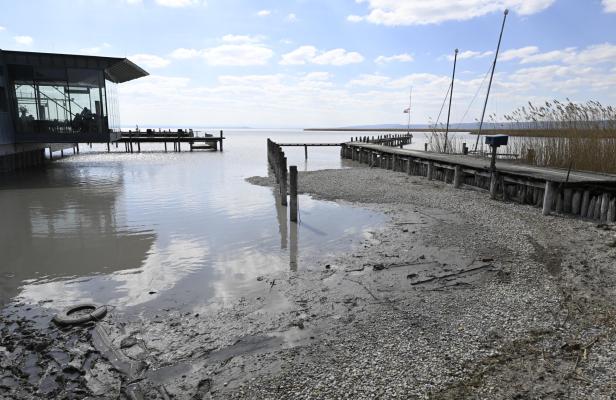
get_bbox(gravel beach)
[2,164,616,399]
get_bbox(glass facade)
[7,64,119,136]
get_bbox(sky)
[1,0,615,128]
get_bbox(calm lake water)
[0,129,410,315]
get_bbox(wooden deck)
[343,142,616,223]
[114,131,225,152]
[350,143,616,185]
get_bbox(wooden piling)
[543,181,556,216]
[453,165,462,188]
[304,145,308,159]
[220,130,224,152]
[290,166,298,222]
[281,156,288,206]
[608,197,616,223]
[571,190,582,215]
[581,191,590,218]
[600,193,610,223]
[427,162,434,180]
[490,172,499,200]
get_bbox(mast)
[473,9,509,152]
[444,48,458,153]
[406,87,412,136]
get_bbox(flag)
[403,108,410,113]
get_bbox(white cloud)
[155,0,203,7]
[280,46,364,66]
[202,44,273,66]
[14,35,33,46]
[257,9,271,17]
[170,36,273,66]
[0,26,6,32]
[603,0,616,12]
[129,54,171,68]
[286,13,298,22]
[350,0,555,26]
[447,50,493,61]
[500,46,539,61]
[125,0,143,4]
[349,74,391,86]
[375,53,414,64]
[170,47,201,59]
[502,43,616,66]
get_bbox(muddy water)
[0,130,392,314]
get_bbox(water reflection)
[1,130,384,313]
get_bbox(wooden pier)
[342,142,616,223]
[114,130,225,153]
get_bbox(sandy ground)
[2,164,616,399]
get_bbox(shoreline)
[2,165,616,398]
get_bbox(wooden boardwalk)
[343,142,616,223]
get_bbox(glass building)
[0,50,148,145]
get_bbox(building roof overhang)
[0,49,149,83]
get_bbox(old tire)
[53,303,107,326]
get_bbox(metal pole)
[474,9,509,152]
[444,49,458,153]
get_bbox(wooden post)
[542,181,555,216]
[164,142,167,153]
[571,191,582,215]
[608,197,616,223]
[220,130,224,152]
[588,196,597,219]
[453,165,462,188]
[76,143,80,154]
[427,162,434,180]
[424,143,428,152]
[281,156,288,206]
[304,145,308,159]
[137,141,141,153]
[581,191,590,218]
[107,142,110,153]
[490,172,499,200]
[49,148,53,160]
[563,188,572,213]
[600,193,610,223]
[290,166,298,222]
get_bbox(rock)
[406,273,418,280]
[373,264,386,271]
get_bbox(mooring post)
[304,145,308,160]
[164,142,167,153]
[453,165,462,188]
[76,143,80,154]
[542,181,555,216]
[220,130,224,152]
[290,166,298,222]
[107,142,110,153]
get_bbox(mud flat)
[3,166,616,399]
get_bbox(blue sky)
[1,0,615,127]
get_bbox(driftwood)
[410,264,493,286]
